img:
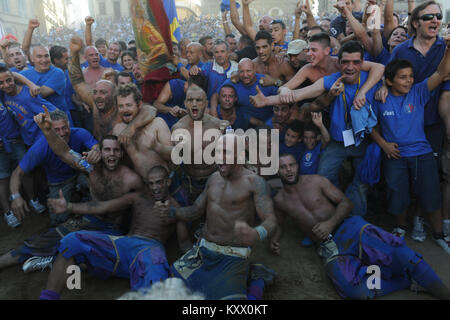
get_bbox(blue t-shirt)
[217,105,251,131]
[64,70,76,112]
[221,74,278,121]
[202,61,237,101]
[0,97,21,141]
[389,36,449,125]
[10,63,32,73]
[299,142,322,175]
[275,42,289,51]
[373,79,432,157]
[21,66,68,112]
[158,79,186,129]
[4,86,57,146]
[19,128,98,184]
[365,48,391,66]
[323,71,381,142]
[279,141,305,162]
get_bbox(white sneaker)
[29,200,46,214]
[411,216,426,242]
[433,236,450,256]
[444,221,450,237]
[392,227,406,239]
[22,256,54,273]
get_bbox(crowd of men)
[0,0,449,300]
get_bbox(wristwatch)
[9,194,21,202]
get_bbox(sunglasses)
[418,13,443,21]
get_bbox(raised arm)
[0,39,12,66]
[303,0,318,28]
[230,0,247,36]
[338,3,372,53]
[85,17,95,47]
[355,61,385,109]
[242,0,257,40]
[68,36,95,109]
[383,0,396,39]
[427,39,450,92]
[22,19,40,58]
[49,190,137,216]
[311,112,331,149]
[222,10,232,36]
[293,2,302,40]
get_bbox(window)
[0,0,9,13]
[113,1,121,19]
[99,1,106,15]
[18,0,26,17]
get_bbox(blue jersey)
[0,96,21,152]
[373,79,433,157]
[323,71,381,142]
[82,55,124,72]
[279,141,305,162]
[64,70,76,111]
[299,143,322,175]
[217,105,251,131]
[389,36,449,125]
[221,74,278,121]
[202,60,239,102]
[19,128,98,184]
[4,86,57,146]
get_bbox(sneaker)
[444,221,450,237]
[29,200,47,214]
[22,256,54,273]
[411,216,426,242]
[433,236,450,256]
[392,227,406,239]
[250,263,276,287]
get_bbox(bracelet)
[67,202,73,212]
[255,226,268,241]
[169,207,177,218]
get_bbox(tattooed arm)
[69,36,95,109]
[48,191,138,216]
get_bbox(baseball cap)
[287,40,308,55]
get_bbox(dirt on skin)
[0,209,449,300]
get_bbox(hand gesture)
[189,65,201,76]
[0,38,11,49]
[353,90,367,110]
[375,85,388,103]
[334,1,348,17]
[250,85,267,108]
[330,75,345,97]
[11,197,29,222]
[154,201,171,219]
[234,221,259,247]
[70,36,84,54]
[279,86,295,104]
[118,126,135,148]
[28,19,40,30]
[230,71,239,84]
[28,84,41,98]
[85,16,95,26]
[84,148,101,165]
[47,190,68,214]
[295,1,303,19]
[33,105,53,132]
[382,142,401,160]
[311,112,323,127]
[312,220,334,242]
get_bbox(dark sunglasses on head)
[419,13,443,21]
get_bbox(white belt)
[199,239,251,259]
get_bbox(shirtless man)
[39,166,183,300]
[272,154,450,300]
[162,134,278,300]
[83,46,105,88]
[169,86,229,205]
[112,84,172,179]
[68,36,157,142]
[0,117,143,273]
[278,32,384,108]
[253,30,295,87]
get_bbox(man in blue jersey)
[370,54,450,254]
[21,45,69,117]
[221,58,279,122]
[9,109,100,226]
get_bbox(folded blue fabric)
[350,103,378,147]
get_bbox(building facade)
[88,0,130,20]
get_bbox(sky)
[68,0,91,25]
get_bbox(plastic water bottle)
[225,126,234,134]
[69,150,93,173]
[4,211,21,228]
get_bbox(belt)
[199,238,251,259]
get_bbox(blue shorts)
[59,232,170,291]
[0,139,27,179]
[171,242,250,300]
[326,216,422,299]
[384,153,441,215]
